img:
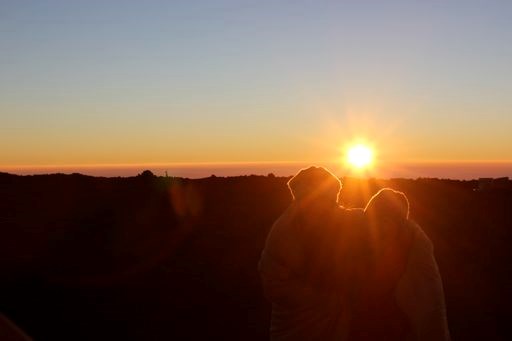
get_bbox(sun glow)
[347,144,373,169]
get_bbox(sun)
[346,144,373,169]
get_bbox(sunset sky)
[1,1,511,177]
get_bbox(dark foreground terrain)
[0,171,511,340]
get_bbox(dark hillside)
[0,172,510,340]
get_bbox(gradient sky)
[1,0,511,168]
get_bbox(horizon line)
[2,159,512,169]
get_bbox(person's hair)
[287,166,341,205]
[364,188,410,221]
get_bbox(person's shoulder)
[336,206,366,229]
[344,206,365,219]
[341,206,364,213]
[337,206,364,216]
[407,220,429,238]
[262,204,303,266]
[266,203,301,242]
[406,219,434,252]
[273,203,298,226]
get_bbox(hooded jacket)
[259,205,450,341]
[259,202,363,341]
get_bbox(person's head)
[364,188,409,225]
[287,166,341,207]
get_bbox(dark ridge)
[0,174,510,340]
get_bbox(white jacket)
[395,221,452,341]
[259,206,451,341]
[259,203,355,341]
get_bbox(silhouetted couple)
[259,166,451,340]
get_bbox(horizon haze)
[2,160,512,180]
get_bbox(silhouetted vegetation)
[0,172,510,340]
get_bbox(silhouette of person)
[356,188,451,340]
[258,166,364,340]
[259,168,451,341]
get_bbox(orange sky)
[1,1,511,175]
